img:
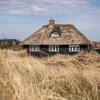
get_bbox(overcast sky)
[0,0,100,41]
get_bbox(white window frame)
[50,32,60,38]
[29,45,40,52]
[49,45,59,52]
[69,45,80,52]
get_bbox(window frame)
[49,45,59,52]
[69,45,80,52]
[29,45,40,52]
[50,32,60,38]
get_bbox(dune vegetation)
[0,50,100,100]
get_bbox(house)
[93,42,100,53]
[20,19,93,55]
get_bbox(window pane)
[49,45,59,52]
[29,45,40,52]
[69,45,80,52]
[51,32,60,38]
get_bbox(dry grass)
[0,50,100,100]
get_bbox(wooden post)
[88,44,89,52]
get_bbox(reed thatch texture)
[21,24,91,45]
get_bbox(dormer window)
[50,32,60,38]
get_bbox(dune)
[0,50,100,100]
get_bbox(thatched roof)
[21,24,91,45]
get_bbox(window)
[49,45,59,52]
[50,32,60,38]
[29,45,40,52]
[69,45,80,52]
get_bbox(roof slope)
[21,24,91,45]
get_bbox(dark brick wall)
[23,44,92,56]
